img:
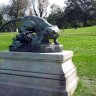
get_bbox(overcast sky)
[0,0,66,7]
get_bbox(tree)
[92,0,96,20]
[31,0,49,17]
[0,13,3,28]
[0,0,31,32]
[29,8,33,16]
[64,0,96,27]
[9,0,30,18]
[0,5,10,21]
[6,0,30,31]
[47,4,64,28]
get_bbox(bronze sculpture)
[0,16,62,52]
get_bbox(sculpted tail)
[0,18,22,31]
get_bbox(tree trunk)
[83,19,87,27]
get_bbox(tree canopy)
[64,0,96,27]
[47,0,96,28]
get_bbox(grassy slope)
[59,26,96,96]
[0,26,96,96]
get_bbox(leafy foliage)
[0,13,3,27]
[8,0,30,18]
[47,4,64,28]
[64,0,96,27]
[47,0,96,28]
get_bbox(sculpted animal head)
[44,26,60,39]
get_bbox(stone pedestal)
[0,51,78,96]
[9,44,63,53]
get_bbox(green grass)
[0,32,16,51]
[0,26,96,96]
[59,26,96,96]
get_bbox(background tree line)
[0,0,96,32]
[48,0,96,28]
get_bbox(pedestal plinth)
[0,51,78,96]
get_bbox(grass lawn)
[0,32,16,51]
[0,26,96,96]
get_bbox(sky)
[0,0,66,8]
[49,0,66,7]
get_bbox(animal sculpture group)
[0,16,62,52]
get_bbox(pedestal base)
[0,51,78,96]
[9,44,63,53]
